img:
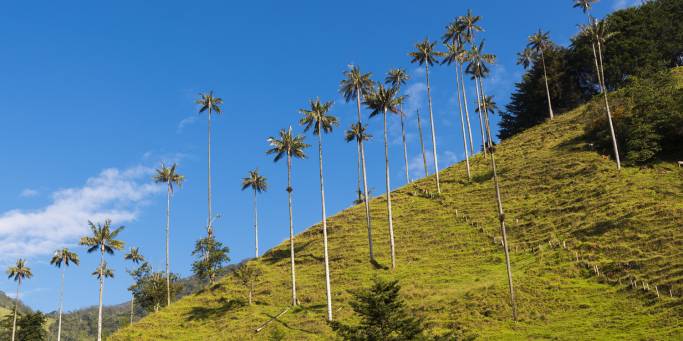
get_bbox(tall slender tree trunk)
[425,63,441,194]
[97,250,104,341]
[474,75,487,158]
[356,143,362,202]
[591,42,603,89]
[57,268,65,341]
[454,64,471,179]
[11,279,20,341]
[253,189,259,258]
[317,125,333,321]
[459,62,476,155]
[480,84,518,320]
[596,38,621,170]
[165,184,172,307]
[400,104,410,184]
[540,50,555,120]
[416,109,429,176]
[286,154,297,306]
[207,109,214,237]
[130,295,134,325]
[356,91,374,261]
[477,77,494,149]
[383,110,396,270]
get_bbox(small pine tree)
[330,278,424,340]
[192,235,230,284]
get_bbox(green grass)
[111,91,683,340]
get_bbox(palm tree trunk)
[480,84,518,321]
[97,251,104,341]
[383,110,397,270]
[253,189,259,258]
[166,184,172,307]
[57,268,65,341]
[400,104,410,184]
[248,284,253,305]
[356,142,362,202]
[596,39,621,170]
[356,91,374,262]
[591,42,603,90]
[540,50,555,120]
[11,279,20,341]
[416,109,429,176]
[425,63,441,194]
[477,77,494,149]
[207,110,213,237]
[459,62,476,155]
[317,126,333,321]
[474,75,487,158]
[454,64,472,179]
[130,295,134,325]
[286,154,297,306]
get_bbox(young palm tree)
[528,30,555,120]
[299,98,339,321]
[441,41,472,179]
[241,169,268,258]
[124,247,144,324]
[196,91,223,237]
[415,108,429,177]
[79,219,125,341]
[267,127,309,306]
[233,263,262,305]
[364,84,400,269]
[6,259,32,341]
[340,65,375,261]
[409,38,442,193]
[50,248,80,341]
[153,163,184,306]
[385,68,412,184]
[345,122,373,204]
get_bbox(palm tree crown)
[460,9,483,43]
[364,84,400,117]
[466,40,496,78]
[384,69,410,90]
[516,48,536,69]
[124,247,145,264]
[7,259,32,282]
[241,169,268,193]
[345,123,372,144]
[79,220,125,255]
[266,127,309,162]
[573,0,598,13]
[528,30,551,53]
[409,38,440,66]
[299,98,339,135]
[476,96,498,116]
[51,249,80,268]
[441,42,469,66]
[196,91,223,115]
[153,163,185,192]
[92,262,114,280]
[339,65,374,102]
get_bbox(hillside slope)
[112,104,682,340]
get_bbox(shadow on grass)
[263,310,317,335]
[186,298,246,321]
[471,170,494,183]
[370,259,389,270]
[261,241,313,264]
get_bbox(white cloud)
[177,116,197,133]
[0,166,162,261]
[613,0,640,9]
[19,189,39,198]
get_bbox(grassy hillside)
[112,93,682,339]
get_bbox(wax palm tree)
[340,65,375,261]
[196,91,223,237]
[364,84,400,269]
[574,0,603,86]
[385,68,412,184]
[124,247,144,324]
[466,40,496,152]
[241,169,268,258]
[299,98,338,321]
[79,219,125,341]
[460,9,483,43]
[153,163,184,306]
[410,38,442,193]
[50,248,79,341]
[528,30,555,120]
[267,127,309,306]
[345,122,372,205]
[415,108,429,177]
[442,41,472,179]
[7,259,32,341]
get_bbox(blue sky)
[0,0,637,313]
